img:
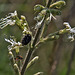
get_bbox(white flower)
[63,22,75,34]
[0,11,17,29]
[63,22,75,42]
[0,19,16,29]
[63,22,71,29]
[5,37,22,50]
[6,19,16,25]
[0,16,11,21]
[9,11,17,17]
[70,27,75,33]
[0,11,17,22]
[68,34,74,42]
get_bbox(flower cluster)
[34,1,66,29]
[5,37,22,51]
[0,11,32,46]
[63,22,75,41]
[0,11,17,29]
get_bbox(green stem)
[21,48,33,75]
[20,0,52,75]
[16,52,20,69]
[21,17,46,75]
[36,28,69,48]
[9,51,20,75]
[40,0,52,38]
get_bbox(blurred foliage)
[0,0,75,75]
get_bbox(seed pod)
[22,34,31,45]
[34,4,44,12]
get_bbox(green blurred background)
[0,0,75,75]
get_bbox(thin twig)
[35,31,60,47]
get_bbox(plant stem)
[21,17,46,75]
[16,52,20,69]
[20,0,52,75]
[21,48,33,75]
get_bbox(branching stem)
[20,0,52,75]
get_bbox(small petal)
[35,17,44,29]
[63,22,75,42]
[5,38,13,44]
[50,13,56,20]
[9,11,17,17]
[68,35,74,42]
[5,37,22,50]
[63,22,71,29]
[6,19,15,25]
[70,28,75,33]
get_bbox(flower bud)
[9,51,13,55]
[34,4,44,12]
[34,15,43,21]
[34,9,47,21]
[45,17,50,25]
[63,22,71,29]
[59,29,68,34]
[14,64,18,67]
[40,9,47,15]
[21,15,26,20]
